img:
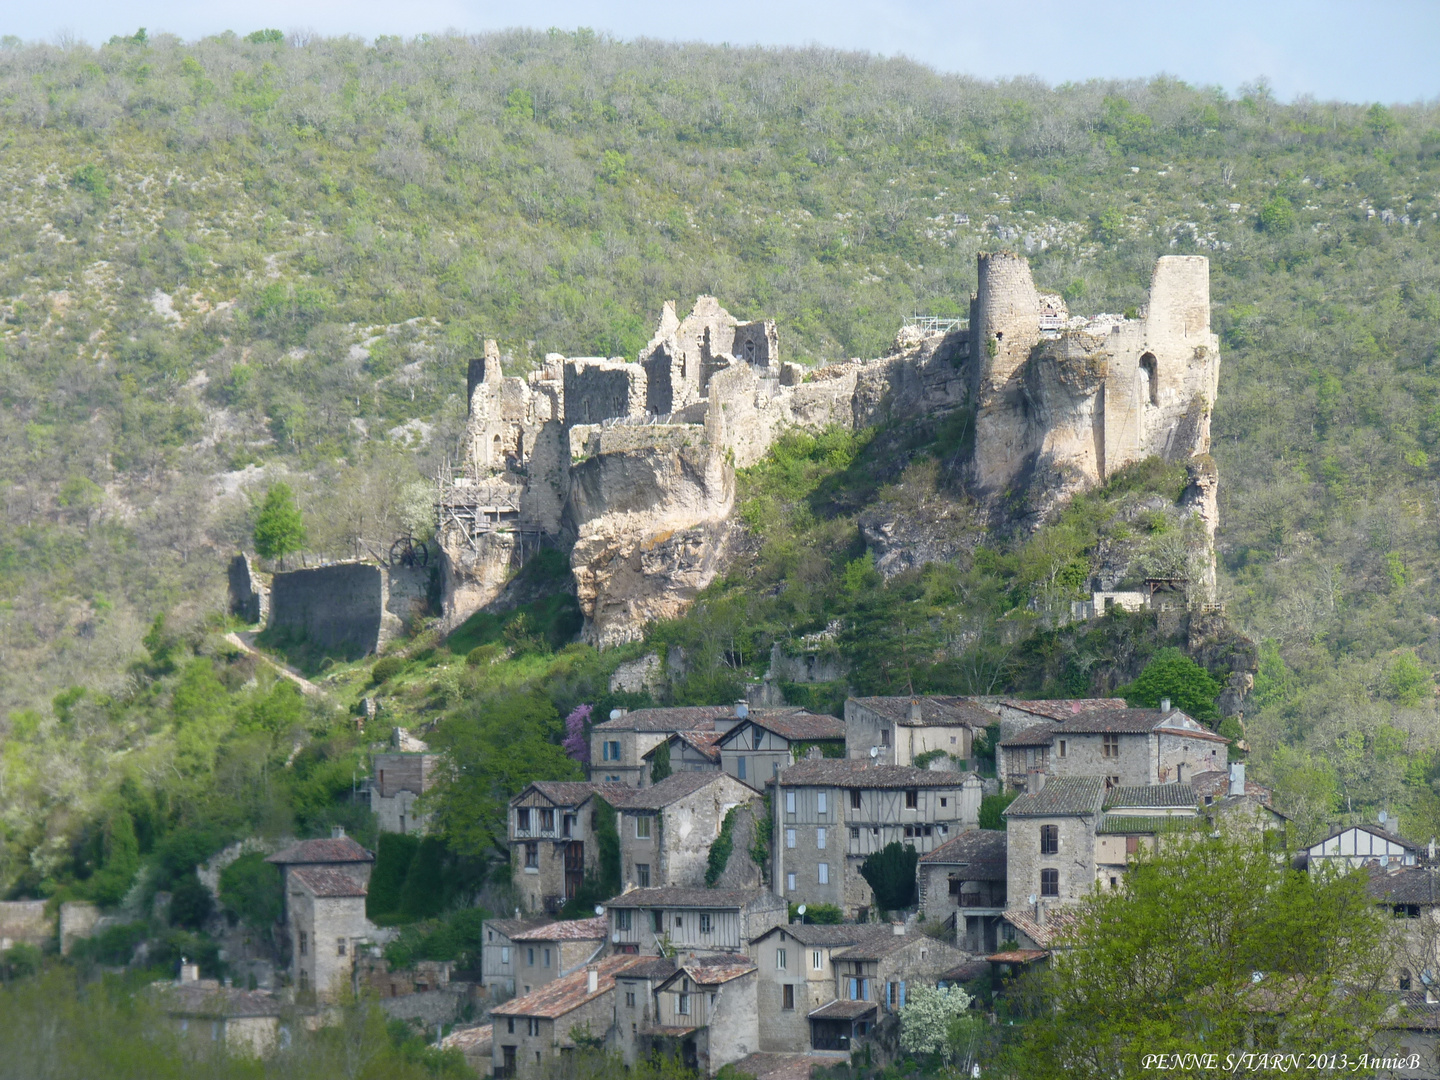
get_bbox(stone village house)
[616,772,760,890]
[769,759,982,919]
[844,696,994,768]
[606,887,787,955]
[491,955,642,1080]
[918,830,1008,954]
[641,708,846,789]
[509,916,610,997]
[509,781,632,915]
[482,917,550,999]
[589,707,742,787]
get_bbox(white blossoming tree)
[898,984,974,1057]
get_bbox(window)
[783,984,795,1010]
[818,863,829,885]
[1108,775,1121,787]
[298,931,308,957]
[1140,352,1159,406]
[543,948,551,968]
[1102,733,1120,759]
[636,863,651,887]
[786,829,796,849]
[528,1018,541,1037]
[563,813,575,838]
[1058,740,1067,758]
[616,909,632,932]
[737,757,747,780]
[785,791,796,815]
[939,798,947,808]
[508,1019,516,1035]
[527,948,535,966]
[812,950,824,970]
[753,726,764,750]
[540,808,555,832]
[776,948,787,969]
[635,816,652,839]
[516,808,531,833]
[298,969,309,991]
[1040,825,1059,855]
[337,938,346,957]
[626,992,636,1007]
[817,792,828,816]
[817,827,827,849]
[525,842,539,869]
[787,872,796,892]
[700,914,712,934]
[851,790,862,810]
[905,789,918,810]
[1041,868,1059,897]
[880,728,891,747]
[604,740,621,762]
[850,827,860,840]
[677,994,691,1016]
[1401,970,1414,991]
[652,910,664,933]
[674,915,683,929]
[502,946,511,963]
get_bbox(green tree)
[858,841,918,913]
[1258,195,1296,233]
[1118,647,1222,723]
[1007,834,1392,1080]
[253,482,306,565]
[219,851,283,929]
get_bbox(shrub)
[372,656,404,684]
[219,851,283,929]
[169,872,214,930]
[859,841,918,912]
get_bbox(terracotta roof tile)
[291,866,368,898]
[662,955,756,986]
[491,955,641,1019]
[1002,777,1105,817]
[750,923,896,948]
[511,916,608,942]
[593,706,736,733]
[723,711,845,744]
[643,730,723,763]
[154,983,285,1018]
[850,696,994,728]
[996,698,1127,721]
[615,957,678,980]
[730,1052,849,1080]
[604,887,785,911]
[440,1023,493,1055]
[619,771,749,809]
[486,918,550,939]
[267,836,373,865]
[998,724,1057,748]
[808,999,878,1019]
[1001,907,1084,949]
[831,928,929,960]
[985,949,1048,964]
[775,759,976,789]
[1368,868,1440,905]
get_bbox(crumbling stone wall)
[563,359,646,428]
[269,563,385,656]
[228,553,269,624]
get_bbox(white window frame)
[786,828,796,849]
[812,950,824,970]
[786,872,796,892]
[635,815,652,839]
[776,948,787,970]
[818,862,829,885]
[816,827,827,849]
[785,791,796,815]
[817,792,828,815]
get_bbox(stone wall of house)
[1005,812,1097,906]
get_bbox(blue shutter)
[848,978,858,1000]
[898,981,906,1007]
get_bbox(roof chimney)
[1160,698,1171,714]
[1034,900,1046,927]
[331,825,345,839]
[1228,761,1245,798]
[736,701,749,719]
[892,920,905,936]
[586,965,599,994]
[179,958,200,984]
[1027,770,1046,795]
[908,698,923,723]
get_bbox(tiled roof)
[154,983,285,1018]
[730,1052,848,1080]
[1389,995,1440,1030]
[1368,868,1440,905]
[1096,814,1204,836]
[938,961,990,983]
[618,771,745,809]
[985,949,1048,964]
[592,706,737,732]
[616,957,678,980]
[644,730,724,763]
[831,928,926,960]
[918,829,1007,875]
[525,781,606,806]
[604,887,784,911]
[809,999,879,1020]
[775,759,975,789]
[731,711,845,743]
[491,955,641,1018]
[998,724,1057,748]
[511,916,608,942]
[486,918,550,939]
[997,698,1127,722]
[1001,907,1085,949]
[291,866,367,898]
[1003,777,1105,817]
[440,1023,493,1055]
[1104,783,1198,810]
[751,923,897,948]
[850,696,995,729]
[1190,770,1274,805]
[1047,708,1189,735]
[267,836,373,865]
[665,955,757,986]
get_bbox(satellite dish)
[870,746,879,759]
[595,905,605,916]
[1028,895,1036,905]
[610,709,623,721]
[612,932,621,943]
[1379,811,1389,824]
[797,904,807,916]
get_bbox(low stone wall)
[0,900,52,950]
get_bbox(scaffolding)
[434,460,551,557]
[903,315,969,336]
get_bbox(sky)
[4,0,1438,106]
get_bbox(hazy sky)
[5,0,1437,105]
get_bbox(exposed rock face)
[436,254,1222,646]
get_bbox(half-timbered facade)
[510,781,630,914]
[605,887,787,955]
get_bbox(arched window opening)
[1140,352,1159,406]
[492,433,502,464]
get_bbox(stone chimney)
[1026,770,1046,795]
[331,825,346,840]
[891,920,905,936]
[1228,761,1245,798]
[586,965,599,994]
[179,958,200,984]
[1160,698,1171,714]
[1034,900,1046,927]
[908,699,923,724]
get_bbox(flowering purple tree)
[562,704,593,763]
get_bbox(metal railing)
[903,316,969,335]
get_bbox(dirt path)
[224,631,325,697]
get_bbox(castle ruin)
[436,253,1220,646]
